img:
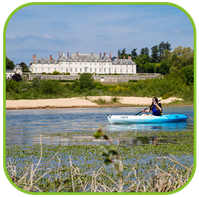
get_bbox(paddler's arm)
[142,108,150,113]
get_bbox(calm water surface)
[6,107,194,146]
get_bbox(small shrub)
[52,71,60,75]
[94,98,107,105]
[12,73,22,82]
[111,97,119,103]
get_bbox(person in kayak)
[142,97,162,116]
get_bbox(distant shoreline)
[6,96,193,110]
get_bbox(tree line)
[114,42,194,79]
[6,56,29,72]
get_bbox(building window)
[104,68,106,73]
[66,68,68,72]
[126,69,128,73]
[85,68,87,72]
[120,69,122,73]
[75,68,77,72]
[80,68,82,72]
[115,69,117,73]
[109,68,111,73]
[48,68,50,72]
[99,68,101,72]
[71,68,72,72]
[95,68,97,73]
[90,68,92,72]
[55,68,56,71]
[132,69,134,73]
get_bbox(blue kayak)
[107,114,188,124]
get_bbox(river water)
[6,107,194,146]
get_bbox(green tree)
[135,54,150,72]
[19,62,29,72]
[131,48,137,60]
[78,73,94,90]
[117,50,121,58]
[181,65,194,85]
[140,47,149,55]
[156,62,171,75]
[173,46,193,67]
[158,42,172,61]
[144,62,156,73]
[6,57,15,70]
[151,45,159,63]
[120,48,126,57]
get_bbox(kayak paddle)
[134,92,173,116]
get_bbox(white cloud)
[40,33,54,39]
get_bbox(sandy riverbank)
[6,96,186,110]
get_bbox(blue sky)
[6,4,194,66]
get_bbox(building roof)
[31,57,58,64]
[59,52,112,62]
[59,53,70,61]
[30,53,136,65]
[6,69,15,73]
[112,58,135,65]
[14,64,22,69]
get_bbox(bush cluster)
[6,72,193,102]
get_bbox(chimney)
[124,56,125,61]
[91,52,93,57]
[117,56,119,61]
[128,56,131,59]
[76,52,78,57]
[100,52,101,58]
[67,52,69,58]
[110,52,111,60]
[33,55,36,60]
[50,55,52,61]
[58,52,60,58]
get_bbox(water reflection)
[108,122,188,132]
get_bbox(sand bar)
[6,96,184,110]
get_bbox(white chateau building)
[29,52,136,75]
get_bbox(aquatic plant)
[6,129,193,193]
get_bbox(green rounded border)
[1,0,199,196]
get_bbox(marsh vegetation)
[6,129,194,193]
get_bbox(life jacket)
[151,103,162,116]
